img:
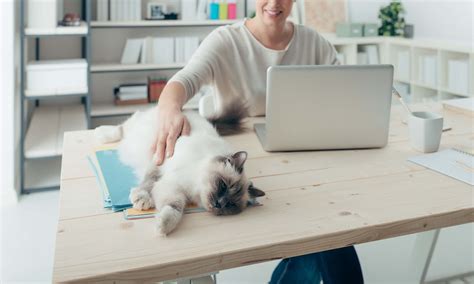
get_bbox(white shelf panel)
[439,87,472,97]
[24,157,61,190]
[91,20,239,28]
[91,103,155,117]
[91,63,185,73]
[394,77,411,84]
[25,87,88,98]
[25,22,88,36]
[24,105,87,159]
[411,81,438,91]
[324,34,385,46]
[91,98,199,118]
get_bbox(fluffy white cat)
[95,107,265,236]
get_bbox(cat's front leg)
[129,187,154,210]
[129,166,161,210]
[152,179,187,236]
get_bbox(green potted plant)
[378,1,406,36]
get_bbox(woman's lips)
[264,9,282,17]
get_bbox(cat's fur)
[95,107,265,236]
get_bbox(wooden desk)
[53,104,473,283]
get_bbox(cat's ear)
[248,182,265,198]
[231,151,248,173]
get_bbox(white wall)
[0,0,19,204]
[348,0,474,44]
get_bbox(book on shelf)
[196,0,207,20]
[115,98,149,105]
[448,59,469,94]
[181,0,198,20]
[120,36,200,65]
[359,45,379,65]
[148,77,167,102]
[118,83,148,94]
[106,0,142,21]
[117,92,148,101]
[120,38,144,64]
[396,50,410,81]
[114,83,148,103]
[184,37,200,62]
[152,37,175,64]
[357,52,368,65]
[175,37,185,63]
[175,37,199,63]
[419,55,437,86]
[97,0,108,21]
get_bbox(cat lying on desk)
[95,105,265,236]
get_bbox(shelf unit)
[19,0,91,193]
[87,3,248,126]
[326,34,473,103]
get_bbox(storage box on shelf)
[26,59,88,98]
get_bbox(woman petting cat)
[150,0,365,282]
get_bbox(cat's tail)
[94,125,123,144]
[207,98,250,136]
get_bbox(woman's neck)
[245,18,294,51]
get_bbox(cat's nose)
[214,201,221,209]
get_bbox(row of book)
[121,37,200,65]
[97,0,141,22]
[114,78,167,105]
[182,0,239,20]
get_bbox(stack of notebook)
[88,146,138,212]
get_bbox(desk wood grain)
[53,105,474,283]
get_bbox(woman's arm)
[153,28,227,165]
[153,82,190,165]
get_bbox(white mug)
[408,111,444,153]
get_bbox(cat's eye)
[218,180,227,195]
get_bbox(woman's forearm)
[157,81,188,111]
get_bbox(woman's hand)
[153,105,191,165]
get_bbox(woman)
[153,0,363,282]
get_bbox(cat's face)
[201,151,265,216]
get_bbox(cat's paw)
[155,206,180,236]
[129,187,155,210]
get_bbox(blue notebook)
[89,149,138,211]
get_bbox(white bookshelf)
[25,21,88,36]
[24,157,61,190]
[330,35,473,103]
[24,105,87,159]
[91,63,186,73]
[91,20,239,28]
[25,87,89,98]
[91,103,155,117]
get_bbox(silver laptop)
[254,65,394,151]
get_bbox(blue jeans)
[269,246,363,284]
